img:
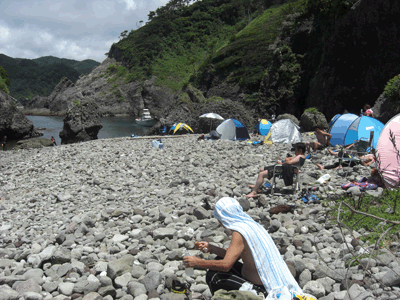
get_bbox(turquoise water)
[27,115,152,145]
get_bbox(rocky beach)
[0,134,398,300]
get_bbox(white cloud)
[120,0,137,11]
[0,25,11,41]
[0,0,170,62]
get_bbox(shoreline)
[20,108,132,118]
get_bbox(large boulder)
[300,111,329,131]
[276,113,299,126]
[0,90,41,140]
[371,92,400,124]
[59,100,103,144]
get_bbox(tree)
[136,20,144,29]
[0,66,10,94]
[148,11,156,20]
[0,66,11,86]
[119,30,128,40]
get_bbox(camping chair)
[271,157,306,194]
[345,138,370,156]
[337,138,371,177]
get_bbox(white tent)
[216,119,250,140]
[269,119,302,143]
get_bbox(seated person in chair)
[306,126,332,153]
[246,143,306,198]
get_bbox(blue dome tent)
[344,116,384,149]
[328,114,341,130]
[255,119,272,135]
[328,114,358,146]
[216,119,250,140]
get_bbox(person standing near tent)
[363,104,374,118]
[306,126,332,152]
[183,197,303,297]
[245,143,306,198]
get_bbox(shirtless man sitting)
[306,126,332,153]
[183,197,302,297]
[245,142,306,198]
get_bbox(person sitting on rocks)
[245,142,306,198]
[183,197,303,297]
[306,126,332,153]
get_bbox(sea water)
[26,115,152,145]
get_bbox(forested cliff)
[107,0,400,120]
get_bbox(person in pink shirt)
[363,104,374,118]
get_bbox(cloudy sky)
[0,0,169,63]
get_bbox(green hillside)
[0,54,100,103]
[109,0,296,91]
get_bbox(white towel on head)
[213,197,302,294]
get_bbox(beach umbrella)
[376,113,400,188]
[199,113,224,132]
[172,123,194,134]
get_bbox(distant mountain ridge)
[31,56,100,75]
[0,54,100,103]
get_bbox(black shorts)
[310,142,328,150]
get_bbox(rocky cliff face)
[26,59,175,119]
[306,0,400,118]
[59,100,103,144]
[0,90,41,140]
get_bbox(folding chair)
[337,138,370,177]
[345,138,370,156]
[271,157,306,194]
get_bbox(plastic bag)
[239,282,258,296]
[266,286,317,300]
[266,286,292,300]
[316,174,331,184]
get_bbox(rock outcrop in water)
[59,100,103,144]
[0,90,41,140]
[25,59,175,119]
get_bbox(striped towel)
[214,197,303,295]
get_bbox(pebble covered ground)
[0,134,399,300]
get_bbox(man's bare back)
[315,130,330,145]
[241,235,263,285]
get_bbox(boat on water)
[135,109,158,127]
